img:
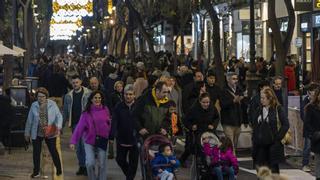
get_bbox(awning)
[13,45,26,57]
[0,41,19,56]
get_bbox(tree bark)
[268,0,295,76]
[127,9,135,60]
[203,0,225,88]
[19,0,32,76]
[120,31,127,58]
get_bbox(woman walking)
[251,87,289,173]
[180,92,219,166]
[70,90,111,180]
[24,87,63,178]
[305,88,320,179]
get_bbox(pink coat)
[203,143,239,174]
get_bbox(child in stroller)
[151,143,180,180]
[139,134,179,180]
[203,136,238,180]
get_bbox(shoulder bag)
[90,113,108,151]
[276,106,292,145]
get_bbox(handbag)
[276,106,292,145]
[90,113,108,151]
[43,125,58,138]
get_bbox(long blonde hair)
[261,87,280,108]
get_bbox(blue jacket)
[24,99,63,140]
[151,153,180,176]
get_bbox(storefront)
[299,13,312,72]
[311,13,320,81]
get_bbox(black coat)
[220,86,246,126]
[183,101,219,132]
[305,104,320,153]
[48,72,70,97]
[206,84,221,105]
[109,101,137,145]
[251,105,289,165]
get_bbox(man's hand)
[233,95,240,103]
[69,144,75,151]
[139,128,149,136]
[170,160,176,164]
[158,169,163,173]
[192,125,197,131]
[24,135,30,142]
[208,125,214,130]
[160,128,167,136]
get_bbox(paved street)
[0,129,315,180]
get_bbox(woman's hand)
[69,144,75,151]
[192,125,197,131]
[208,125,214,130]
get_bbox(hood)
[151,88,169,107]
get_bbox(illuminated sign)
[315,0,320,10]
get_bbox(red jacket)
[284,66,296,91]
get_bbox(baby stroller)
[138,134,177,180]
[191,131,221,180]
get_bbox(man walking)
[63,75,91,175]
[220,72,247,154]
[110,85,139,180]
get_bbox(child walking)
[203,136,238,180]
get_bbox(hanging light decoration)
[50,0,93,40]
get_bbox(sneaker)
[302,166,311,172]
[56,169,62,176]
[108,154,114,159]
[76,167,84,175]
[30,173,40,178]
[83,167,88,176]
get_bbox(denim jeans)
[158,170,174,180]
[302,137,311,166]
[213,166,235,180]
[76,138,86,167]
[84,142,107,180]
[315,154,320,178]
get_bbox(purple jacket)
[203,143,239,174]
[70,105,111,145]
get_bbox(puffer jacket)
[151,153,180,176]
[203,144,239,174]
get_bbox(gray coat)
[63,87,91,127]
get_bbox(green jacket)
[135,89,169,135]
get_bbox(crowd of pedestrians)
[0,51,316,179]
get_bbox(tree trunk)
[125,0,157,66]
[268,0,295,76]
[120,31,127,58]
[199,14,206,56]
[20,0,32,76]
[203,0,225,88]
[180,32,185,55]
[127,10,135,60]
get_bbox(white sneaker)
[302,166,311,172]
